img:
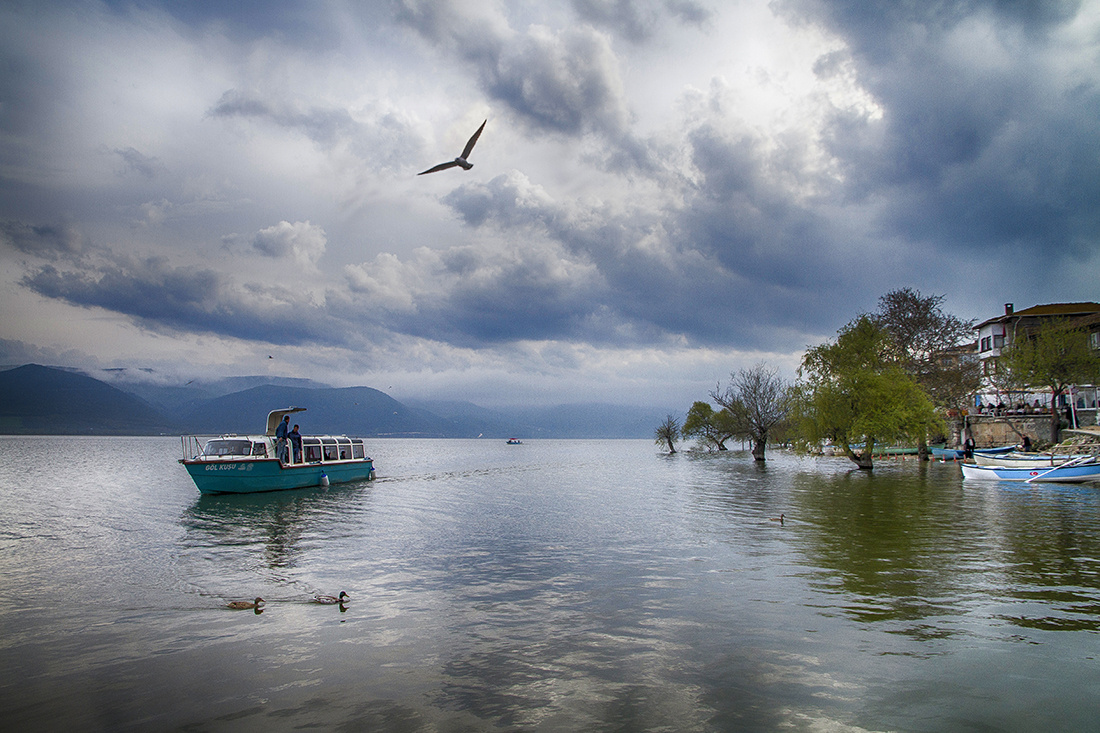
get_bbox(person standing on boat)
[963,435,975,459]
[289,424,302,464]
[276,415,290,464]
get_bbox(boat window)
[323,445,339,461]
[251,442,268,457]
[352,443,365,459]
[304,445,322,462]
[203,439,252,457]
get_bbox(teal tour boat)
[180,407,375,494]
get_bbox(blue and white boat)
[972,452,1075,468]
[960,456,1100,484]
[180,407,375,494]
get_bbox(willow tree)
[997,318,1100,443]
[682,401,739,451]
[654,414,681,454]
[792,316,942,470]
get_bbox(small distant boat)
[180,407,375,494]
[960,456,1100,484]
[506,438,523,445]
[931,446,966,460]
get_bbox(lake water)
[1,436,1098,731]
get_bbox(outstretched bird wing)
[461,120,487,160]
[418,160,461,175]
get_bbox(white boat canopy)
[266,406,307,436]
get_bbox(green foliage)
[654,413,680,453]
[793,316,942,468]
[998,318,1100,442]
[682,401,738,451]
[871,288,982,413]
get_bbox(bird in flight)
[418,120,486,175]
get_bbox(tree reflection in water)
[787,462,1100,637]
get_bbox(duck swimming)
[226,597,264,610]
[312,591,349,605]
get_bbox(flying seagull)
[418,120,486,175]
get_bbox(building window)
[980,336,991,352]
[993,334,1005,349]
[1091,332,1099,351]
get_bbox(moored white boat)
[960,457,1100,483]
[180,407,375,494]
[972,452,1075,468]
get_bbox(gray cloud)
[208,89,360,147]
[20,254,344,347]
[2,0,1098,404]
[113,147,163,179]
[572,0,713,41]
[395,0,630,138]
[0,220,83,258]
[780,0,1100,264]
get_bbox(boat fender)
[320,471,329,487]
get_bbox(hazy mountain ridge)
[0,365,675,438]
[0,364,173,435]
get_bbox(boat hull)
[181,457,374,494]
[960,461,1100,483]
[972,452,1074,468]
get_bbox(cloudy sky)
[2,0,1098,408]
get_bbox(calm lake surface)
[1,437,1098,731]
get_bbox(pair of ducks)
[226,591,349,610]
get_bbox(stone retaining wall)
[950,410,1097,448]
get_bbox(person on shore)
[963,436,975,459]
[289,424,302,463]
[276,415,290,464]
[1019,435,1032,452]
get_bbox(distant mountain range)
[0,364,676,438]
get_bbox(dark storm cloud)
[0,220,83,258]
[781,0,1100,263]
[392,252,606,346]
[438,171,822,351]
[20,255,344,347]
[488,26,629,136]
[679,123,835,287]
[395,0,630,137]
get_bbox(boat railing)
[181,435,209,461]
[181,434,370,464]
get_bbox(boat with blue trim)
[960,455,1100,483]
[180,407,375,494]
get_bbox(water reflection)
[181,483,371,568]
[787,462,1100,636]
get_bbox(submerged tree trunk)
[917,436,929,461]
[842,439,875,470]
[751,436,766,461]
